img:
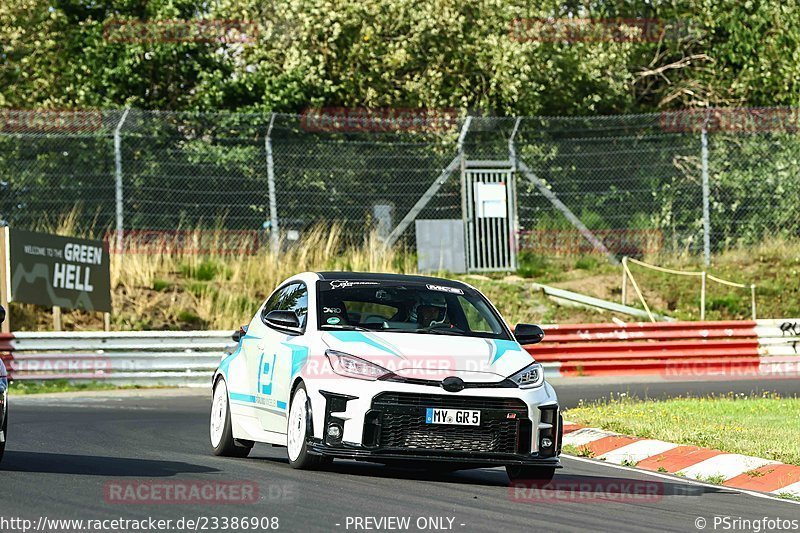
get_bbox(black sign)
[8,229,112,312]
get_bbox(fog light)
[541,437,553,448]
[327,424,342,439]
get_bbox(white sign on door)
[474,182,507,218]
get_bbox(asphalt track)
[2,381,799,533]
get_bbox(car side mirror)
[0,305,5,324]
[514,323,545,345]
[263,310,301,331]
[232,324,248,342]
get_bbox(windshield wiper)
[319,324,370,332]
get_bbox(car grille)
[366,393,530,455]
[373,392,527,411]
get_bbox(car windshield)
[316,279,510,340]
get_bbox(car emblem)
[441,376,465,393]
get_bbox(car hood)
[321,330,534,382]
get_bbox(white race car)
[210,272,562,481]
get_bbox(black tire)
[286,383,331,469]
[506,465,557,484]
[210,378,252,458]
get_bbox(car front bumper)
[303,377,562,467]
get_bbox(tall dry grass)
[110,224,417,330]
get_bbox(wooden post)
[0,227,9,334]
[103,312,111,332]
[53,306,62,331]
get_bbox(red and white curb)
[563,423,800,497]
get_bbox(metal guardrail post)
[114,107,131,253]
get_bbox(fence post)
[459,117,473,271]
[114,107,131,253]
[700,271,707,320]
[621,256,628,305]
[701,126,710,266]
[265,113,279,255]
[508,117,522,270]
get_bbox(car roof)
[315,271,470,288]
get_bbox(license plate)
[425,408,481,426]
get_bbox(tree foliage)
[2,1,799,114]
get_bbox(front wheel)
[506,465,556,484]
[286,383,330,469]
[210,378,251,458]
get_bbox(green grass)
[151,279,172,292]
[180,260,224,282]
[564,393,800,466]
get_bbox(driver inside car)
[410,295,448,328]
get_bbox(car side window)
[261,282,309,329]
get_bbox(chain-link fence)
[1,107,798,261]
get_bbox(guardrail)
[1,320,797,385]
[1,331,234,386]
[532,282,674,322]
[529,319,800,378]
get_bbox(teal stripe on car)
[327,331,402,357]
[489,339,524,364]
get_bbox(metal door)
[463,163,518,271]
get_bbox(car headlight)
[509,362,545,389]
[325,349,392,381]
